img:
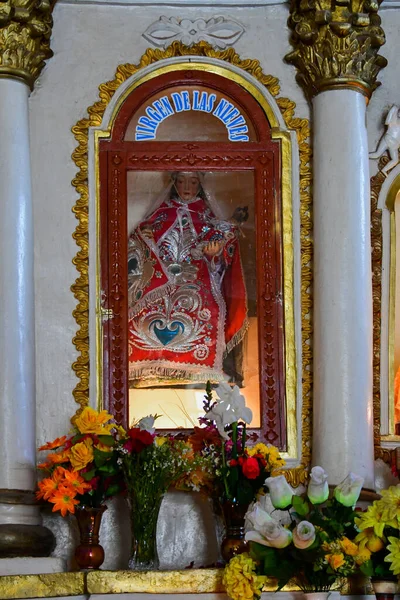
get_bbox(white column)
[312,89,375,489]
[0,79,37,517]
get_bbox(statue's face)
[174,173,200,202]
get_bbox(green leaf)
[81,469,96,481]
[360,560,374,577]
[97,435,115,447]
[105,483,120,497]
[292,494,310,517]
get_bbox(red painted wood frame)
[99,69,287,450]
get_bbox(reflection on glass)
[127,171,260,428]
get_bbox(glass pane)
[127,170,260,428]
[125,85,257,142]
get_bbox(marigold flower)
[38,436,67,452]
[74,407,113,435]
[340,537,359,556]
[48,486,80,517]
[326,553,345,571]
[70,438,94,471]
[223,553,265,600]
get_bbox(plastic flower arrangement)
[224,467,366,598]
[356,485,400,581]
[36,407,124,516]
[118,414,203,570]
[190,382,285,504]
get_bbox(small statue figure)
[370,105,400,175]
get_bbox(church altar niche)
[95,67,294,453]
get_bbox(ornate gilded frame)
[70,42,312,486]
[372,150,400,461]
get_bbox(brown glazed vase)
[221,499,249,562]
[74,505,107,570]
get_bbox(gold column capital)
[285,0,387,100]
[0,0,54,89]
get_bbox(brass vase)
[74,505,107,570]
[220,499,249,562]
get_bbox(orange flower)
[38,436,67,452]
[355,547,372,565]
[48,486,79,517]
[326,553,345,570]
[47,450,71,465]
[70,438,94,471]
[340,537,359,557]
[36,478,58,500]
[63,470,92,495]
[37,461,52,470]
[74,407,113,435]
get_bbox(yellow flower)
[384,536,400,576]
[355,547,372,566]
[377,486,400,525]
[356,503,395,538]
[223,554,265,600]
[340,537,359,557]
[70,438,94,471]
[355,527,385,553]
[115,425,126,439]
[75,407,113,435]
[155,437,168,447]
[95,441,113,453]
[326,553,345,571]
[246,444,285,468]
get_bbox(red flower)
[124,428,154,453]
[241,457,260,479]
[230,459,238,467]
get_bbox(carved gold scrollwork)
[0,0,53,88]
[286,0,387,99]
[71,42,313,486]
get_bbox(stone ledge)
[0,572,85,599]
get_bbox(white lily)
[206,382,252,439]
[137,415,156,434]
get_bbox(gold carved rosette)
[0,0,54,88]
[286,0,387,98]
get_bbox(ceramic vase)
[74,505,107,570]
[371,578,399,600]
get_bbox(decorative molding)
[0,0,54,89]
[70,42,312,486]
[285,0,387,100]
[142,16,245,49]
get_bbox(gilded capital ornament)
[0,0,54,89]
[285,0,387,99]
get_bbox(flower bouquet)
[36,407,124,568]
[190,382,285,561]
[223,468,365,599]
[356,485,400,595]
[118,415,202,571]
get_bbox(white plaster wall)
[29,1,309,566]
[368,9,400,167]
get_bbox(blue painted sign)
[135,90,250,142]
